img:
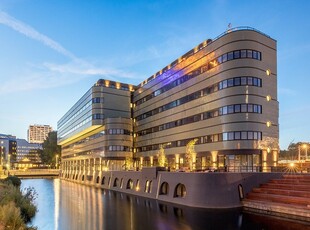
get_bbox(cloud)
[0,11,142,94]
[0,69,82,95]
[0,11,76,59]
[43,60,138,80]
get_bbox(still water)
[21,179,309,230]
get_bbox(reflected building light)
[54,179,60,230]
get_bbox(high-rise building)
[28,124,53,144]
[58,27,279,174]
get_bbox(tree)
[185,138,198,171]
[38,131,61,167]
[157,144,167,167]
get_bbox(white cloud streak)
[0,11,76,59]
[0,11,140,94]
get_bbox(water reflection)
[21,179,310,230]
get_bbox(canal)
[21,179,309,230]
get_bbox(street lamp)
[7,154,10,170]
[303,144,308,160]
[299,144,308,162]
[56,154,59,169]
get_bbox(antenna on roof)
[227,23,232,33]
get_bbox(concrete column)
[262,150,268,172]
[140,157,143,169]
[175,154,180,170]
[211,151,218,169]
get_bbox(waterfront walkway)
[243,174,310,222]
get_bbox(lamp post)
[303,144,308,161]
[7,154,10,170]
[56,154,59,169]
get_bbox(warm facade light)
[266,69,271,76]
[266,121,271,127]
[266,95,271,101]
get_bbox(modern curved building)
[58,27,278,175]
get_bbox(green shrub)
[4,176,21,187]
[0,201,25,229]
[0,185,37,222]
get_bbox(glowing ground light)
[284,162,299,173]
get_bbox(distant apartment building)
[0,134,17,168]
[28,124,53,144]
[58,27,279,174]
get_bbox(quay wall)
[62,168,282,208]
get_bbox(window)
[247,50,253,58]
[234,50,240,59]
[228,105,234,114]
[247,77,253,85]
[222,80,227,89]
[145,180,151,193]
[234,104,241,113]
[174,184,186,198]
[222,53,227,62]
[248,104,253,113]
[234,77,241,86]
[228,132,234,140]
[113,178,119,187]
[227,52,234,61]
[241,50,247,58]
[235,132,241,140]
[126,179,133,189]
[160,182,169,195]
[222,106,228,115]
[241,132,247,140]
[136,180,140,191]
[227,79,234,87]
[241,77,247,85]
[241,104,247,113]
[253,51,258,59]
[223,133,228,141]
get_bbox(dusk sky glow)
[0,0,310,149]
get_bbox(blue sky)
[0,0,309,149]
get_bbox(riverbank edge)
[61,167,282,209]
